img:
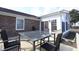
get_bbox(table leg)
[19,35,21,51]
[48,36,49,42]
[54,34,55,44]
[74,36,76,43]
[33,41,35,51]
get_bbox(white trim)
[60,15,63,31]
[41,10,69,18]
[39,21,41,31]
[48,20,52,34]
[0,11,40,20]
[16,18,25,30]
[76,33,79,50]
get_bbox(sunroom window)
[16,19,25,30]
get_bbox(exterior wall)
[0,14,40,33]
[17,19,40,32]
[41,15,62,32]
[25,19,40,31]
[0,8,40,37]
[61,13,70,32]
[41,12,70,33]
[0,15,16,33]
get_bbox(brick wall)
[25,19,40,31]
[16,19,40,32]
[0,15,40,33]
[0,15,16,33]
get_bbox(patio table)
[19,31,55,51]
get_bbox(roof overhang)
[40,10,69,19]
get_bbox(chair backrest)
[54,33,62,51]
[63,31,76,40]
[1,30,8,48]
[32,26,36,31]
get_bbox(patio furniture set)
[0,29,76,51]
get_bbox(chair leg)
[18,45,21,51]
[74,37,76,43]
[33,41,36,51]
[40,39,42,51]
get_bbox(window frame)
[16,18,25,30]
[51,19,57,31]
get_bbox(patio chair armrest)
[0,39,18,43]
[0,40,3,43]
[0,40,8,43]
[8,36,20,41]
[0,36,20,43]
[62,37,74,42]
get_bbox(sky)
[0,0,79,16]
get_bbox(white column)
[76,33,79,50]
[39,21,41,31]
[61,13,67,32]
[48,20,51,34]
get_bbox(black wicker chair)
[1,30,20,51]
[62,30,76,43]
[41,33,62,51]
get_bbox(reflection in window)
[51,20,57,31]
[16,19,25,30]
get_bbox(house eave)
[40,10,69,19]
[0,7,40,20]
